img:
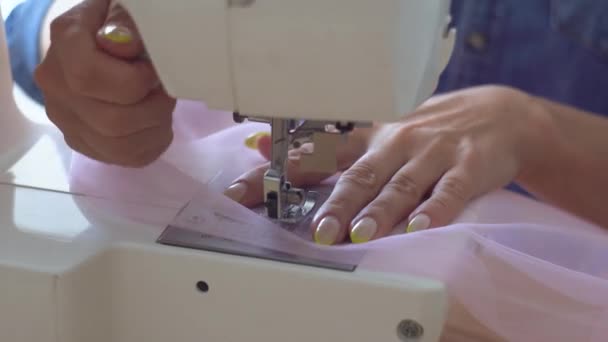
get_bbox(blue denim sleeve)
[5,0,54,104]
[550,0,608,60]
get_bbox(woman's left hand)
[226,85,552,245]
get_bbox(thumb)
[96,1,144,60]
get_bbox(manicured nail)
[407,214,431,233]
[350,217,377,244]
[314,216,340,245]
[99,24,133,43]
[223,182,247,203]
[244,131,270,150]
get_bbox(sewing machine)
[0,1,455,341]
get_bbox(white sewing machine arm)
[120,0,455,122]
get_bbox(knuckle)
[460,143,483,166]
[33,63,50,89]
[63,135,96,161]
[44,108,62,127]
[339,161,378,190]
[49,15,75,42]
[394,122,417,136]
[95,135,136,162]
[106,127,172,167]
[438,176,470,202]
[429,194,451,213]
[62,134,80,151]
[434,133,459,149]
[385,173,422,199]
[45,107,74,132]
[392,125,417,145]
[319,199,348,218]
[94,108,141,137]
[134,148,165,167]
[367,197,396,214]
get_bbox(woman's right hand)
[35,0,176,167]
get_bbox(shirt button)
[466,32,487,52]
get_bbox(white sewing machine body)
[0,188,447,342]
[122,0,454,122]
[0,5,448,341]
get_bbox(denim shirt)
[437,0,608,117]
[5,0,53,105]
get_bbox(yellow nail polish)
[407,214,431,233]
[244,131,270,149]
[314,217,340,245]
[101,24,133,43]
[350,234,368,244]
[350,217,377,244]
[314,232,334,246]
[406,223,415,234]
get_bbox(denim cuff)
[6,0,54,104]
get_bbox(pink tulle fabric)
[70,100,608,341]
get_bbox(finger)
[64,133,112,164]
[36,50,175,139]
[49,3,158,104]
[96,3,146,59]
[348,149,450,244]
[77,114,173,167]
[309,143,413,246]
[256,133,272,161]
[224,148,333,207]
[73,86,175,138]
[46,90,173,167]
[244,131,271,161]
[44,97,113,164]
[406,165,477,233]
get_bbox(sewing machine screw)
[397,320,424,341]
[196,281,209,293]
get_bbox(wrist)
[513,93,563,187]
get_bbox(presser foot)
[264,185,319,225]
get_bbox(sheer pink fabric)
[70,100,608,341]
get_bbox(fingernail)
[407,214,431,233]
[314,216,340,246]
[244,131,270,150]
[350,217,377,244]
[223,182,247,203]
[99,24,133,43]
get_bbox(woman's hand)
[35,0,176,167]
[227,85,551,245]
